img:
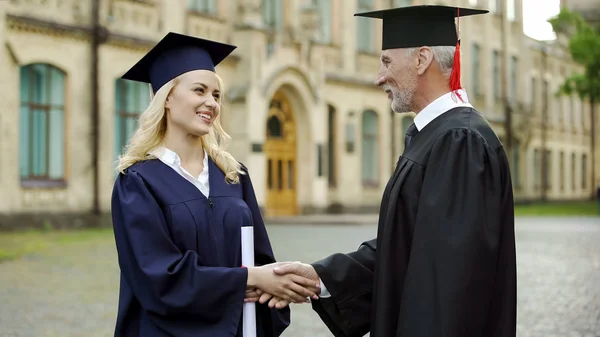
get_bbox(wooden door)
[264,91,297,217]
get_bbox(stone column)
[160,0,186,34]
[0,1,19,213]
[227,0,270,206]
[342,0,357,73]
[0,1,8,212]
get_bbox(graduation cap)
[355,5,488,100]
[121,32,237,93]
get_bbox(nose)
[375,75,386,87]
[205,95,217,108]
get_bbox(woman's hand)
[246,266,319,303]
[245,288,291,309]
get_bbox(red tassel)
[449,41,463,102]
[449,8,463,102]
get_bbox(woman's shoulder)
[118,158,163,180]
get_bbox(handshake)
[245,261,321,310]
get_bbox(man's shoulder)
[438,107,503,151]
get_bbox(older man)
[266,5,517,337]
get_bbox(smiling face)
[164,69,221,137]
[375,48,418,113]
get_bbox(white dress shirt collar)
[413,89,473,131]
[148,146,210,197]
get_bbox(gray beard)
[391,89,413,113]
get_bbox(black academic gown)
[311,107,517,337]
[111,158,290,337]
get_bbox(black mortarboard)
[354,5,488,50]
[355,5,488,101]
[121,32,237,93]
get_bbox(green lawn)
[0,228,112,263]
[514,201,599,216]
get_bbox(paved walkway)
[265,213,379,225]
[0,216,599,337]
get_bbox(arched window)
[115,79,150,159]
[19,63,66,185]
[361,110,379,186]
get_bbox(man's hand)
[247,265,320,303]
[272,262,320,293]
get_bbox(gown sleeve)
[397,128,511,337]
[239,164,291,337]
[111,169,248,318]
[309,238,377,337]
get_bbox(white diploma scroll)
[241,226,256,337]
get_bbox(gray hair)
[405,46,456,79]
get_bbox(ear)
[164,94,172,110]
[415,47,434,76]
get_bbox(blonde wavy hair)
[115,73,244,184]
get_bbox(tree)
[549,9,600,197]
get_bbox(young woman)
[111,32,318,337]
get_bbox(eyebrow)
[193,82,220,92]
[380,55,391,62]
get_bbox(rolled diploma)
[241,226,256,337]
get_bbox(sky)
[522,0,561,41]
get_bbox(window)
[492,50,501,100]
[312,0,331,43]
[512,143,520,189]
[544,150,552,190]
[582,154,587,189]
[510,56,518,100]
[361,110,379,186]
[472,43,481,96]
[114,79,150,159]
[571,153,576,191]
[19,64,66,186]
[559,151,564,191]
[533,149,541,190]
[327,105,336,187]
[263,0,282,29]
[188,0,217,15]
[356,0,374,52]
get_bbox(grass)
[0,228,112,263]
[514,201,599,216]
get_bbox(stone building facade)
[0,0,597,227]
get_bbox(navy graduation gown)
[111,157,290,337]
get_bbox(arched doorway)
[264,90,297,216]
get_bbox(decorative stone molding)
[298,5,319,42]
[186,12,230,43]
[105,0,159,41]
[237,0,263,28]
[8,0,91,26]
[6,14,92,42]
